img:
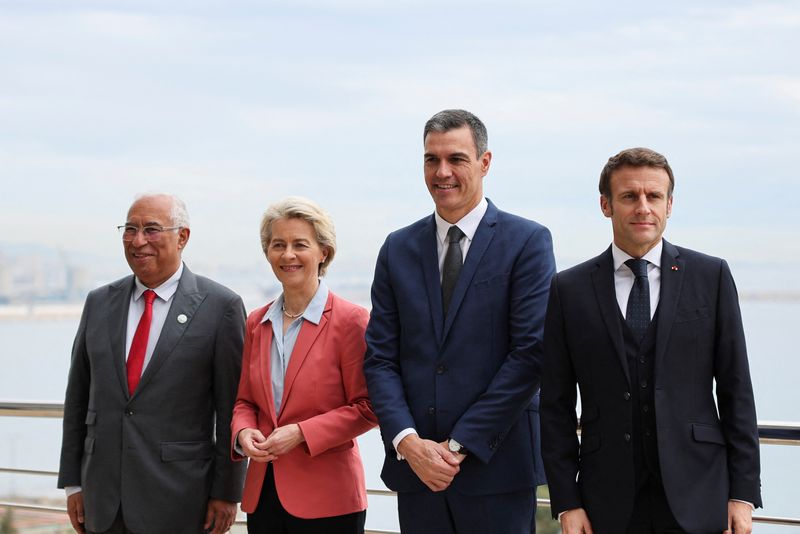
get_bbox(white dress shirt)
[611,241,662,320]
[125,263,184,372]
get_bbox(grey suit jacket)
[58,265,247,534]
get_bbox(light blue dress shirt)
[261,279,329,414]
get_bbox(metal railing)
[1,400,799,530]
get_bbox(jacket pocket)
[692,423,725,445]
[84,436,95,454]
[161,441,214,462]
[675,306,709,324]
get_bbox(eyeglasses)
[117,225,182,242]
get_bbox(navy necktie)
[625,258,651,340]
[442,225,465,316]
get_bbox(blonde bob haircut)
[260,196,336,276]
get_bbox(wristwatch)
[448,438,467,455]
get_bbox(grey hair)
[423,109,488,158]
[260,196,336,276]
[132,193,191,227]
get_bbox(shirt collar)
[612,240,663,272]
[434,197,488,245]
[133,262,183,302]
[262,278,329,326]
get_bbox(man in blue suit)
[364,109,556,533]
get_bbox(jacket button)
[642,404,650,413]
[624,432,631,442]
[126,410,134,416]
[436,365,446,375]
[640,380,648,389]
[623,391,631,401]
[427,406,435,415]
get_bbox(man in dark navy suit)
[541,148,761,534]
[364,109,556,533]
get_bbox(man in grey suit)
[58,193,247,534]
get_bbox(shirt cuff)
[557,508,580,522]
[65,486,82,497]
[392,428,417,461]
[730,499,755,510]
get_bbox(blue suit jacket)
[364,199,556,494]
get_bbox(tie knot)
[447,225,465,244]
[142,289,157,305]
[625,258,649,278]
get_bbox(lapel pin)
[177,314,188,324]
[671,265,679,271]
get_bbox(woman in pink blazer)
[232,197,377,533]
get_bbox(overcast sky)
[2,0,798,286]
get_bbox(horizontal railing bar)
[0,400,64,418]
[4,400,798,443]
[0,467,58,476]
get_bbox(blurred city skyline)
[2,1,799,296]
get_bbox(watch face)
[448,440,460,452]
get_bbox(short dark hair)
[423,109,488,158]
[599,147,675,198]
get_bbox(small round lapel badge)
[177,314,188,324]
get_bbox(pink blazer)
[231,291,377,518]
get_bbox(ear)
[480,151,492,174]
[666,195,673,218]
[600,195,613,218]
[177,227,191,249]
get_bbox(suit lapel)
[420,215,445,345]
[442,203,497,341]
[109,277,135,398]
[278,293,332,415]
[134,267,205,398]
[655,240,684,377]
[591,247,630,385]
[257,316,279,426]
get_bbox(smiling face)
[424,126,492,223]
[266,217,328,295]
[124,195,189,288]
[601,165,673,258]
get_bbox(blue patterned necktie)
[442,225,465,316]
[625,258,651,340]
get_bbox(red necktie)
[127,289,157,395]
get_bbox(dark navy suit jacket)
[364,199,556,495]
[541,240,762,533]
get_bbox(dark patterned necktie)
[625,259,650,340]
[442,225,465,316]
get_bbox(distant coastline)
[0,304,84,320]
[0,290,799,321]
